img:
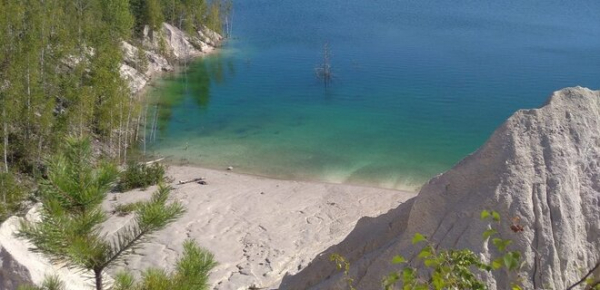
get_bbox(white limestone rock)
[282,87,600,290]
[119,23,221,94]
[198,26,223,47]
[143,23,221,60]
[119,63,148,94]
[121,41,173,77]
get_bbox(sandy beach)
[101,165,415,289]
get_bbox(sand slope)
[102,166,415,289]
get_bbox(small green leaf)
[412,233,426,244]
[492,238,502,248]
[392,255,406,264]
[482,229,498,239]
[480,210,490,220]
[432,272,445,289]
[417,246,432,259]
[492,258,503,270]
[424,258,438,267]
[492,211,501,222]
[503,251,521,270]
[383,272,399,290]
[492,238,512,252]
[402,268,415,283]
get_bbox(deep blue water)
[148,0,600,190]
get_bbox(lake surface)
[148,0,600,190]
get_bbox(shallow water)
[148,0,600,190]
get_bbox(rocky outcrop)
[282,87,600,290]
[0,205,112,290]
[120,23,222,94]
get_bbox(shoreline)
[146,150,425,192]
[102,165,416,289]
[121,22,225,97]
[135,38,223,97]
[162,157,422,193]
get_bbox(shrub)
[0,172,27,221]
[113,239,217,290]
[17,275,65,290]
[332,210,600,290]
[384,210,523,290]
[117,161,166,192]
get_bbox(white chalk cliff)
[281,87,600,290]
[120,23,222,94]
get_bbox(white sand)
[102,166,415,290]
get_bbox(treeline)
[131,0,231,36]
[0,0,229,220]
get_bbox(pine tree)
[113,239,216,290]
[0,0,230,219]
[19,138,185,290]
[205,0,222,34]
[100,0,134,40]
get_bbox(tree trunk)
[3,108,8,173]
[37,134,43,164]
[109,109,113,157]
[94,268,103,290]
[26,62,31,142]
[2,177,5,204]
[143,103,148,155]
[77,0,84,138]
[118,96,123,163]
[124,92,133,163]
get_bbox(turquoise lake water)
[148,0,600,190]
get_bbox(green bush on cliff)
[382,211,522,290]
[332,210,600,290]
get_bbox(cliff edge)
[120,23,223,94]
[281,87,600,290]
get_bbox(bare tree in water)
[315,42,333,86]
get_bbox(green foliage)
[113,271,137,290]
[146,0,166,31]
[131,0,166,34]
[381,211,526,290]
[0,0,141,182]
[0,0,230,199]
[330,253,356,290]
[117,162,167,192]
[113,239,217,290]
[0,172,27,221]
[331,210,530,290]
[136,45,150,73]
[170,239,217,289]
[17,275,65,290]
[204,1,223,34]
[18,138,185,290]
[100,0,135,39]
[383,233,491,290]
